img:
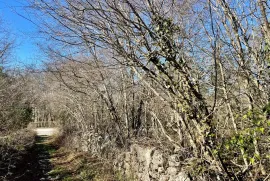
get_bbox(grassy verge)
[47,136,118,181]
[0,129,36,180]
[0,131,122,181]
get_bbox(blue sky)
[0,0,42,67]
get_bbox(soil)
[8,136,56,181]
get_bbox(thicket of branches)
[25,0,270,180]
[0,21,32,134]
[0,19,36,180]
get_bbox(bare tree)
[27,0,270,179]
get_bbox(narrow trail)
[6,128,115,181]
[11,135,56,181]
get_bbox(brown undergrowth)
[0,129,36,180]
[47,134,118,181]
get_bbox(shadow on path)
[10,136,56,181]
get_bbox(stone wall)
[62,131,191,180]
[114,144,190,181]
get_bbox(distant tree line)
[0,20,32,134]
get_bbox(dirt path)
[6,132,116,181]
[9,136,56,181]
[35,128,59,136]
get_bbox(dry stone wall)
[114,144,190,181]
[63,132,190,180]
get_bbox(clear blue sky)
[0,0,42,67]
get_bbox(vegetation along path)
[8,135,56,181]
[7,132,117,181]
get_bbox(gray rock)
[168,154,180,167]
[169,172,190,181]
[166,167,178,175]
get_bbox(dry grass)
[0,129,37,180]
[46,135,118,181]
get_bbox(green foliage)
[150,15,179,61]
[263,102,270,116]
[2,105,33,131]
[216,108,269,177]
[152,15,175,39]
